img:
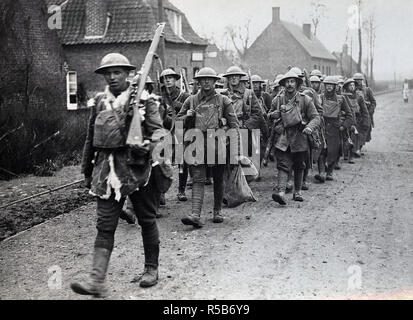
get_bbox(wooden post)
[157,0,166,67]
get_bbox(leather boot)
[213,210,224,223]
[302,168,309,190]
[293,170,304,202]
[272,170,288,205]
[285,171,293,193]
[182,178,205,228]
[138,244,159,288]
[70,247,111,297]
[181,212,204,228]
[315,157,326,183]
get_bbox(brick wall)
[0,0,69,173]
[244,23,336,80]
[244,23,312,80]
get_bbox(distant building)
[45,0,208,107]
[204,44,234,75]
[332,44,358,78]
[244,7,337,80]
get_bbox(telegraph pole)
[157,0,166,66]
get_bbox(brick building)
[244,7,337,81]
[46,0,208,107]
[332,44,358,78]
[0,0,68,173]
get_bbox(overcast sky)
[170,0,413,80]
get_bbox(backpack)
[278,93,305,128]
[231,89,252,120]
[92,94,128,149]
[190,94,224,132]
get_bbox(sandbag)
[223,165,257,208]
[239,156,259,183]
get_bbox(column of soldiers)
[71,52,376,297]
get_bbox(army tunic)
[320,92,354,166]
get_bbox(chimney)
[303,23,312,39]
[272,7,280,24]
[342,44,348,56]
[85,0,108,38]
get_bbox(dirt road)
[1,91,412,300]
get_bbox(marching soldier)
[222,66,269,177]
[342,78,371,162]
[177,67,240,228]
[158,69,191,202]
[268,71,320,204]
[71,53,168,296]
[252,74,272,113]
[353,73,376,147]
[316,76,354,182]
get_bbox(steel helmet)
[240,75,250,82]
[337,76,345,84]
[290,67,304,77]
[310,75,321,83]
[145,75,154,84]
[223,66,247,78]
[323,76,338,85]
[343,78,355,88]
[353,73,365,80]
[279,70,303,87]
[193,67,221,80]
[160,68,181,82]
[251,75,265,83]
[95,53,136,74]
[310,69,322,78]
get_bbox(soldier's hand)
[187,109,195,117]
[302,127,313,135]
[339,126,345,132]
[84,176,92,189]
[350,125,357,133]
[270,110,281,120]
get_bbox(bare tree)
[310,0,327,37]
[364,14,377,85]
[357,0,363,73]
[223,17,252,66]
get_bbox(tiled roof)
[45,0,207,46]
[282,21,337,61]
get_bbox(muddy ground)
[0,91,412,300]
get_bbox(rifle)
[126,23,166,146]
[262,89,284,166]
[303,69,311,88]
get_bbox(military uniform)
[71,53,167,297]
[177,67,239,227]
[319,77,354,180]
[268,71,320,204]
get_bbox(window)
[314,64,317,70]
[66,71,78,110]
[322,66,325,74]
[166,9,182,38]
[192,52,204,62]
[208,51,218,58]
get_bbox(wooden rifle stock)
[126,23,166,146]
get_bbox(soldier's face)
[253,82,261,91]
[164,76,176,88]
[103,67,129,92]
[355,80,363,87]
[199,78,216,91]
[348,83,356,92]
[229,75,241,87]
[285,78,297,93]
[311,82,320,91]
[325,84,335,93]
